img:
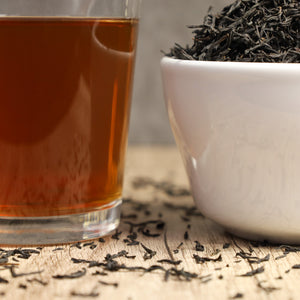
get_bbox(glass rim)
[0,0,141,18]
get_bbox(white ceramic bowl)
[161,56,300,243]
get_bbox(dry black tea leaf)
[292,264,300,269]
[176,242,183,249]
[18,284,27,289]
[193,254,222,264]
[156,221,165,230]
[223,243,231,249]
[144,210,151,216]
[83,242,95,247]
[105,250,134,261]
[92,271,108,276]
[240,266,265,277]
[71,258,96,265]
[157,259,182,265]
[194,241,204,252]
[127,232,138,240]
[275,254,287,260]
[280,245,300,254]
[185,207,204,217]
[164,268,198,282]
[231,293,244,299]
[126,241,140,246]
[26,278,48,286]
[199,274,212,280]
[0,258,8,264]
[70,291,99,298]
[184,231,189,240]
[141,243,157,260]
[98,280,119,288]
[181,216,190,222]
[200,277,212,284]
[8,266,43,278]
[257,281,280,294]
[53,268,87,279]
[248,254,270,264]
[236,251,256,260]
[0,277,8,284]
[111,230,122,240]
[144,265,166,273]
[52,247,64,251]
[71,242,82,249]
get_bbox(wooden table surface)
[1,146,300,300]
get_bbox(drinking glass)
[0,0,140,245]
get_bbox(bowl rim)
[161,56,300,70]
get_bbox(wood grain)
[0,146,300,300]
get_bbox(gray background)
[128,0,227,144]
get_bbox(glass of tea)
[0,0,140,245]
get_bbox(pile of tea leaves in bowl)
[167,0,299,63]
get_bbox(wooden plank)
[0,146,299,299]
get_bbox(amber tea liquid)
[0,17,138,217]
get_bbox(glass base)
[0,199,122,246]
